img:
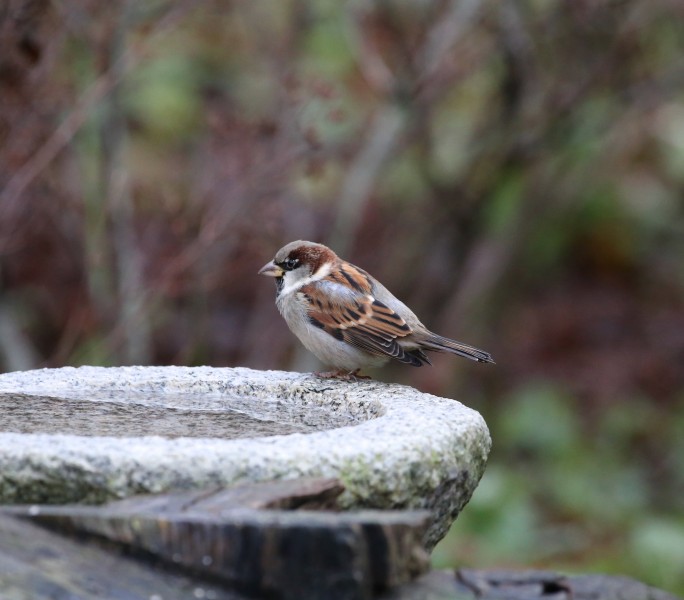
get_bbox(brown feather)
[299,264,429,365]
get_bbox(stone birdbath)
[0,365,490,550]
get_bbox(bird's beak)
[258,260,284,277]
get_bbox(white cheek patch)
[278,276,302,298]
[279,262,333,297]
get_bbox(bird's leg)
[349,369,372,380]
[314,369,372,381]
[314,369,347,379]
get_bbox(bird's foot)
[314,369,372,381]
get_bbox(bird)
[258,240,494,379]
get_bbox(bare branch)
[0,1,197,251]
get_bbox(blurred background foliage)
[1,0,683,594]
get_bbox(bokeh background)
[2,0,683,593]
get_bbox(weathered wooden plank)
[379,569,681,600]
[0,513,239,600]
[2,478,431,600]
[100,476,345,515]
[12,507,430,598]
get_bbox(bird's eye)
[283,258,299,271]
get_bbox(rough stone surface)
[0,366,491,548]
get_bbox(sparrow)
[258,240,494,378]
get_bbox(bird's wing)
[297,263,428,366]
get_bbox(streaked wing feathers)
[299,263,427,366]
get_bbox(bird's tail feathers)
[422,333,495,364]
